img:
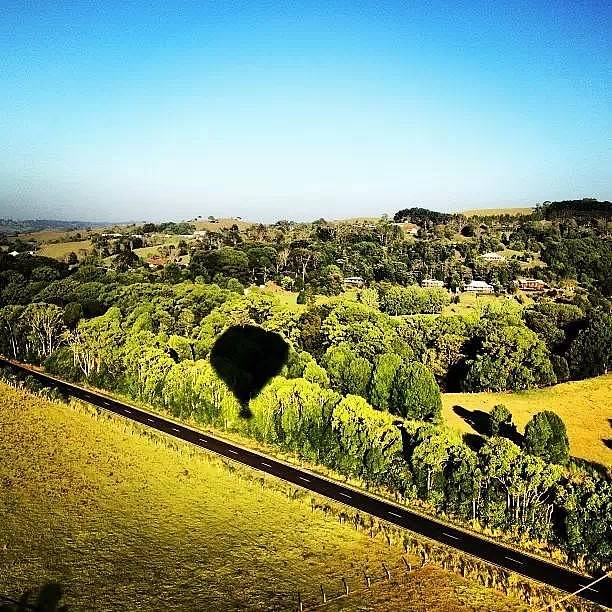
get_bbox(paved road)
[2,356,610,608]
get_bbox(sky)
[1,1,611,222]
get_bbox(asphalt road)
[2,356,610,608]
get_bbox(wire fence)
[295,556,418,611]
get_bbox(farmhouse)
[465,280,494,293]
[343,276,365,288]
[517,277,548,291]
[421,278,445,288]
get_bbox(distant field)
[443,374,612,467]
[193,217,253,232]
[37,239,93,260]
[20,226,120,243]
[442,292,528,316]
[0,382,521,611]
[462,207,533,217]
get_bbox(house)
[465,280,494,293]
[517,277,548,291]
[343,276,364,288]
[146,255,169,268]
[480,252,506,262]
[421,278,445,288]
[8,250,19,256]
[394,222,419,236]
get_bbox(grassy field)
[0,382,523,611]
[37,239,94,260]
[442,292,528,316]
[443,374,612,467]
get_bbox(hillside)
[443,374,612,467]
[0,382,521,611]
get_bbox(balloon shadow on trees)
[210,325,289,418]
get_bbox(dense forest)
[0,199,610,572]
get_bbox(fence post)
[297,592,303,611]
[402,556,412,573]
[320,585,327,604]
[342,577,349,595]
[364,572,371,588]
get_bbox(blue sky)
[1,0,610,221]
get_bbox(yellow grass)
[37,239,93,260]
[443,375,612,467]
[0,382,522,611]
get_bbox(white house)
[421,278,445,288]
[465,280,494,293]
[344,276,364,288]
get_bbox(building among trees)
[465,280,494,293]
[421,278,445,288]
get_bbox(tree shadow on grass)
[0,582,68,611]
[210,325,289,418]
[453,405,523,445]
[452,405,491,436]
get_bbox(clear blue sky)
[1,0,610,222]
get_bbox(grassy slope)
[0,383,521,611]
[37,239,93,260]
[443,374,612,467]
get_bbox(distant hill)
[0,219,110,235]
[462,207,533,217]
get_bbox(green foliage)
[389,361,442,421]
[523,411,569,465]
[342,356,372,397]
[368,352,402,411]
[489,404,511,436]
[377,283,450,315]
[303,361,329,386]
[566,311,612,379]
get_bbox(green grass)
[443,374,612,467]
[37,239,93,260]
[442,292,523,316]
[0,382,522,611]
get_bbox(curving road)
[1,356,610,608]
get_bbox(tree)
[303,361,329,386]
[23,303,66,359]
[190,247,249,281]
[63,302,83,329]
[566,311,611,379]
[389,362,441,421]
[368,352,402,411]
[342,356,372,397]
[523,411,569,465]
[489,404,511,436]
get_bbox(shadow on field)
[0,582,68,611]
[453,405,491,435]
[453,405,522,444]
[210,325,289,417]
